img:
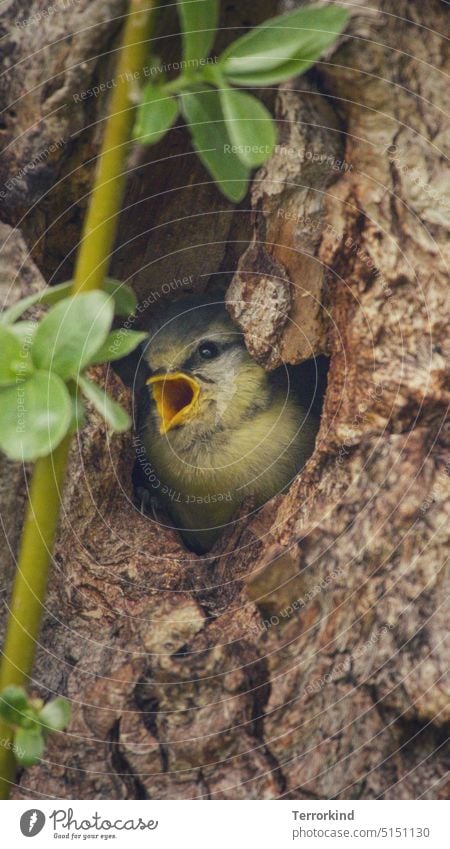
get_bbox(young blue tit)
[136,296,318,553]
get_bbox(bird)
[135,295,318,553]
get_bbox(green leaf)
[7,320,38,348]
[1,282,74,326]
[0,686,28,726]
[14,727,45,767]
[219,87,276,167]
[177,0,219,64]
[19,707,40,730]
[69,392,86,435]
[0,326,28,386]
[89,330,147,365]
[104,279,137,316]
[133,84,179,145]
[39,698,71,732]
[0,371,72,461]
[76,375,131,432]
[2,293,47,327]
[32,292,113,380]
[1,279,135,325]
[219,4,348,86]
[181,87,250,201]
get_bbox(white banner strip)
[1,799,447,848]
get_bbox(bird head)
[143,297,270,441]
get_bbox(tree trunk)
[1,0,448,800]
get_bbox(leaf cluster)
[0,280,146,461]
[0,685,71,767]
[134,2,348,199]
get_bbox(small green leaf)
[69,392,86,435]
[181,87,250,201]
[1,282,73,325]
[7,320,38,347]
[104,279,137,316]
[32,292,113,380]
[2,294,42,327]
[0,686,28,726]
[219,4,348,86]
[89,330,147,365]
[0,371,72,461]
[19,707,40,730]
[14,727,45,767]
[6,322,36,381]
[219,87,276,167]
[76,375,131,432]
[1,279,135,325]
[39,698,71,732]
[177,0,219,64]
[133,84,179,145]
[0,326,28,386]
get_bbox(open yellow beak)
[147,371,200,434]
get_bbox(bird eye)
[198,341,220,360]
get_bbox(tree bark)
[0,0,448,800]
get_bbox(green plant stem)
[163,74,198,95]
[0,438,71,798]
[73,0,156,295]
[0,0,157,799]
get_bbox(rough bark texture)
[0,0,448,800]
